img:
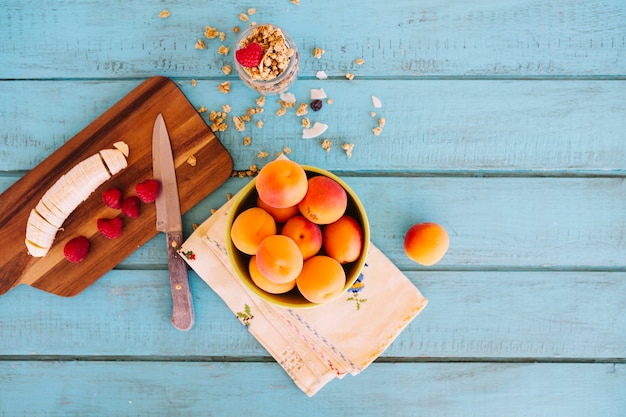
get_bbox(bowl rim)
[226,165,370,308]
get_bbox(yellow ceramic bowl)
[226,165,370,308]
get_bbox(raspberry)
[135,179,160,203]
[102,187,122,209]
[235,42,264,68]
[97,216,123,239]
[63,236,90,263]
[121,196,141,218]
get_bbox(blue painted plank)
[0,362,624,416]
[0,268,623,360]
[1,80,625,173]
[2,1,625,79]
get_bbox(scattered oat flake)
[379,117,386,128]
[355,58,365,65]
[296,103,308,116]
[233,26,240,33]
[187,155,197,166]
[218,81,231,94]
[248,8,256,15]
[191,79,197,87]
[279,92,296,104]
[205,26,219,39]
[159,9,170,18]
[327,98,334,105]
[310,88,327,100]
[198,106,207,113]
[195,39,206,50]
[313,48,325,58]
[283,146,292,155]
[321,139,331,152]
[345,73,355,80]
[372,127,383,136]
[244,136,252,146]
[256,95,266,107]
[233,116,245,131]
[218,45,230,56]
[275,107,287,116]
[227,193,233,200]
[342,143,354,158]
[316,70,328,80]
[211,208,217,214]
[302,117,311,128]
[371,95,382,108]
[303,122,329,139]
[219,32,226,41]
[291,0,300,4]
[256,120,264,129]
[222,65,232,75]
[258,151,269,158]
[222,104,231,113]
[239,13,249,22]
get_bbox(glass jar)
[234,24,299,95]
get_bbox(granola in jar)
[234,24,299,95]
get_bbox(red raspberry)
[97,217,123,239]
[63,236,90,263]
[121,196,141,218]
[235,42,264,68]
[135,179,160,203]
[102,187,122,209]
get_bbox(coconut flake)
[279,92,296,104]
[302,122,328,139]
[315,70,328,80]
[310,88,327,100]
[371,95,382,108]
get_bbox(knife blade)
[152,113,194,331]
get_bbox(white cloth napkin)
[179,188,428,396]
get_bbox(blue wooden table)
[1,1,625,415]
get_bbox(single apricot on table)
[403,222,449,266]
[256,235,304,284]
[248,255,297,294]
[296,255,347,304]
[323,215,363,264]
[230,207,277,255]
[298,175,347,225]
[281,215,323,260]
[256,159,308,209]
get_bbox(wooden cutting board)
[0,76,233,297]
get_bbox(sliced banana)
[25,143,129,257]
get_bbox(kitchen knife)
[152,113,195,331]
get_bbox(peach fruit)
[255,235,304,284]
[257,196,300,223]
[249,256,296,294]
[323,215,363,264]
[403,222,449,266]
[230,207,277,255]
[298,175,347,225]
[296,255,346,304]
[281,215,323,260]
[256,159,308,209]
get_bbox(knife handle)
[166,231,195,331]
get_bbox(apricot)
[403,222,449,266]
[230,207,277,255]
[256,159,308,209]
[257,196,300,223]
[298,175,347,225]
[256,235,304,284]
[296,256,346,304]
[281,215,323,260]
[249,256,296,294]
[323,215,363,264]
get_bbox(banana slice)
[25,143,129,257]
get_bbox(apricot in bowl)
[226,164,370,308]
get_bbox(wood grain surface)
[0,76,232,297]
[1,0,624,415]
